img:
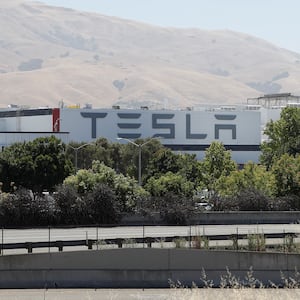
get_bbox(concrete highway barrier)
[0,248,299,288]
[122,211,300,225]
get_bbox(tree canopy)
[201,141,237,191]
[216,162,276,198]
[260,107,300,169]
[0,136,72,193]
[144,171,195,198]
[271,153,300,197]
[63,160,148,212]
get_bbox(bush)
[85,184,121,224]
[141,192,195,225]
[211,188,271,211]
[0,188,56,226]
[55,184,84,224]
[270,194,300,211]
[235,188,271,211]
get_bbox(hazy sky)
[40,0,300,53]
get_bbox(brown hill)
[0,0,300,109]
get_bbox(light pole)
[116,137,161,186]
[67,143,94,172]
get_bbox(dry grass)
[1,1,300,109]
[169,267,300,289]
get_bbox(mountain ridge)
[0,0,299,109]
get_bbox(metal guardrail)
[0,232,297,254]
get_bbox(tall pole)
[67,143,94,173]
[116,137,162,186]
[138,145,142,186]
[75,149,78,172]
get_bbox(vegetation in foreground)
[169,267,300,288]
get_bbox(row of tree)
[0,107,298,225]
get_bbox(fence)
[0,224,299,254]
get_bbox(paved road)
[1,224,299,244]
[0,288,299,300]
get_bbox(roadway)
[1,223,299,244]
[0,288,299,300]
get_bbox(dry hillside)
[0,0,300,109]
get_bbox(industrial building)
[0,93,299,165]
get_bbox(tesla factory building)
[0,105,263,165]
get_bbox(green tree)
[201,141,237,191]
[216,162,276,198]
[63,161,148,213]
[144,171,195,198]
[176,153,203,185]
[271,154,300,197]
[260,107,300,169]
[149,193,195,225]
[55,182,122,225]
[118,138,164,183]
[0,188,33,226]
[0,136,72,193]
[55,184,83,224]
[236,188,270,211]
[0,188,56,226]
[145,148,181,180]
[145,148,202,188]
[86,184,120,224]
[66,138,124,172]
[212,188,272,211]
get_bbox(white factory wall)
[60,108,261,145]
[0,107,264,164]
